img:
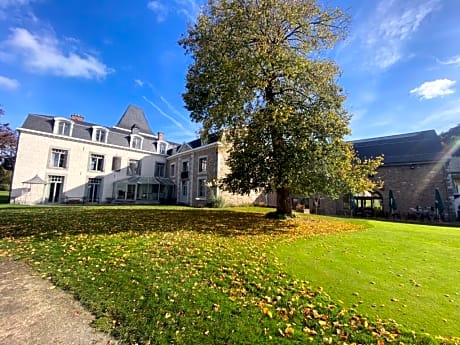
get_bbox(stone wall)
[377,163,448,218]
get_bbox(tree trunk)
[276,186,292,216]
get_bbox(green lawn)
[275,219,460,337]
[0,206,458,344]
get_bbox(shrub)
[207,195,225,208]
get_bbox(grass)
[275,219,460,337]
[0,206,458,344]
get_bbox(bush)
[0,184,9,191]
[207,195,225,208]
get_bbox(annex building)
[10,105,460,221]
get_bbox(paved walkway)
[0,260,116,345]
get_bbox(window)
[181,160,189,179]
[170,163,175,177]
[53,118,74,136]
[50,149,68,168]
[89,154,104,171]
[198,178,207,198]
[155,162,165,177]
[182,161,189,172]
[182,182,188,197]
[57,121,71,136]
[131,135,142,149]
[199,157,207,173]
[94,128,107,143]
[87,178,102,203]
[127,159,141,176]
[112,156,121,171]
[159,142,167,154]
[47,175,64,203]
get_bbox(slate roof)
[168,133,220,155]
[352,130,444,165]
[19,106,174,154]
[115,105,153,135]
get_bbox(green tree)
[180,0,381,216]
[0,107,17,190]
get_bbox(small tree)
[180,0,381,216]
[0,107,18,190]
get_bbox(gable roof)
[352,130,444,165]
[169,133,220,156]
[115,104,154,135]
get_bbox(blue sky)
[0,0,459,143]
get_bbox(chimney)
[158,131,164,141]
[71,114,84,122]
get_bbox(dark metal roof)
[352,130,444,165]
[115,105,153,135]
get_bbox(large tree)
[180,0,381,216]
[0,107,17,172]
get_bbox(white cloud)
[134,79,144,87]
[366,0,440,69]
[4,28,112,79]
[147,0,201,22]
[147,1,169,22]
[0,0,33,8]
[437,55,460,66]
[0,75,19,89]
[410,79,456,99]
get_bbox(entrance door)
[48,176,64,203]
[126,184,136,200]
[87,178,102,203]
[180,181,189,204]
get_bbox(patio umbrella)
[348,193,357,217]
[435,188,444,217]
[389,190,397,213]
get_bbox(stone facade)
[377,163,448,217]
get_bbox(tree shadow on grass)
[0,208,298,239]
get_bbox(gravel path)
[0,260,116,345]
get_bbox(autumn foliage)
[0,207,457,344]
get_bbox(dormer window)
[53,118,74,136]
[58,122,70,135]
[131,135,143,149]
[159,142,166,154]
[92,127,108,143]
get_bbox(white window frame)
[89,153,105,172]
[170,163,175,177]
[53,118,74,137]
[92,126,108,143]
[130,134,143,149]
[159,142,167,154]
[49,148,69,169]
